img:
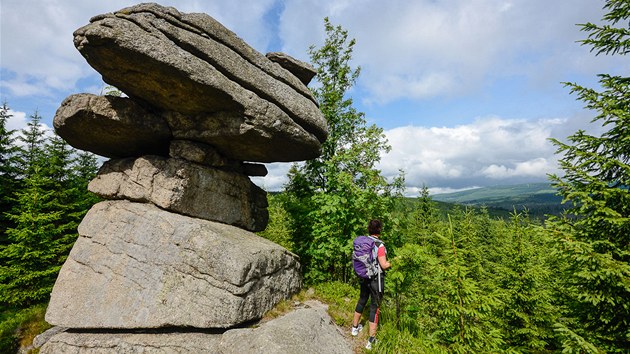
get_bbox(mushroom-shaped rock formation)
[44,3,324,351]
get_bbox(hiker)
[351,219,391,350]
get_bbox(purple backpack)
[352,235,380,279]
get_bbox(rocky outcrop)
[219,301,351,354]
[45,3,326,352]
[39,301,352,353]
[88,156,268,231]
[46,201,300,328]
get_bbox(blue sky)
[1,0,626,194]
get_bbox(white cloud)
[0,0,278,99]
[379,116,566,191]
[6,109,27,131]
[481,157,553,179]
[251,162,293,192]
[252,114,585,193]
[1,0,622,195]
[280,0,622,103]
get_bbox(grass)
[0,303,51,353]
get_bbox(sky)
[1,0,626,195]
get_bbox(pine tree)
[0,164,66,306]
[0,102,20,239]
[0,115,97,307]
[0,112,51,306]
[548,1,630,351]
[42,135,89,260]
[14,111,46,179]
[405,186,442,246]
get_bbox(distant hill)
[431,183,566,218]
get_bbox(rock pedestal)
[41,2,328,352]
[39,301,352,354]
[46,201,300,329]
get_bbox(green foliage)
[579,0,630,56]
[282,198,565,353]
[547,1,630,351]
[282,18,403,283]
[0,304,50,353]
[312,281,358,327]
[257,194,295,251]
[493,212,559,352]
[0,102,20,240]
[0,165,67,306]
[383,204,564,352]
[0,109,100,308]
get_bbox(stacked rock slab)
[43,2,327,352]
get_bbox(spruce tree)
[0,102,20,239]
[548,1,629,351]
[0,112,57,306]
[495,212,559,351]
[42,135,89,260]
[431,212,503,353]
[14,111,46,179]
[0,114,98,307]
[0,165,66,306]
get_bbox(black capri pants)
[354,276,384,323]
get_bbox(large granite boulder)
[46,200,302,329]
[88,156,268,231]
[53,93,171,158]
[71,2,327,162]
[39,301,352,353]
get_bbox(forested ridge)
[260,2,629,352]
[1,1,628,353]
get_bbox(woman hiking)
[350,219,391,350]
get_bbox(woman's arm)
[378,255,391,270]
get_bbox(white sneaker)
[366,338,377,350]
[351,324,363,336]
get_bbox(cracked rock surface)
[46,200,301,329]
